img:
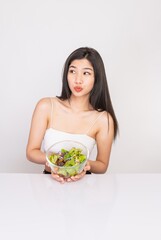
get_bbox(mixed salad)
[48,147,86,177]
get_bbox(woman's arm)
[88,112,114,173]
[26,98,50,164]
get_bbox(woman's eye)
[69,69,75,74]
[84,72,90,75]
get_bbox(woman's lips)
[74,86,83,92]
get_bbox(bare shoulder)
[98,111,113,124]
[36,97,67,114]
[97,111,114,132]
[35,97,51,110]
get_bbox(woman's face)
[67,58,95,97]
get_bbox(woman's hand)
[51,172,66,184]
[66,161,91,182]
[45,161,66,184]
[49,161,91,183]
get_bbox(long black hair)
[58,47,118,139]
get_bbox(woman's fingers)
[50,162,91,183]
[82,161,91,172]
[46,161,50,167]
[70,170,86,181]
[51,172,65,183]
[84,165,90,172]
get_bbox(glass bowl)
[46,140,89,178]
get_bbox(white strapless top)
[42,128,96,157]
[42,98,105,160]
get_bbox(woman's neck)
[68,95,92,112]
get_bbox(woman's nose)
[74,74,83,84]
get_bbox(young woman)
[26,47,118,183]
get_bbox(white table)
[0,173,161,240]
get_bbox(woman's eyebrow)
[69,65,76,68]
[83,67,93,71]
[69,65,93,71]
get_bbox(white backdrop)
[0,0,161,173]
